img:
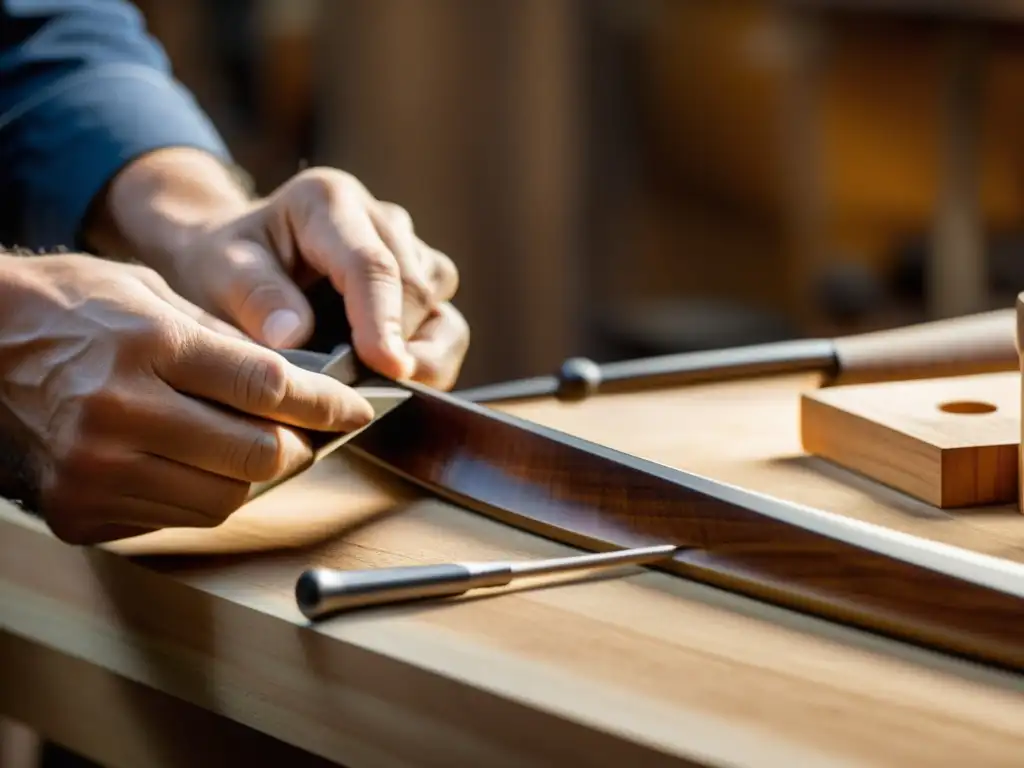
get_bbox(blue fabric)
[0,0,232,251]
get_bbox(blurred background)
[134,0,1024,388]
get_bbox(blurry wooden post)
[131,0,229,123]
[930,22,987,318]
[312,0,589,387]
[782,4,989,325]
[252,0,320,185]
[780,5,831,327]
[783,1,1024,323]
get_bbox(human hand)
[112,151,470,390]
[0,254,374,545]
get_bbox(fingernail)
[263,309,303,348]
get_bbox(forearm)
[0,0,234,251]
[84,147,254,274]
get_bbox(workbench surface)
[3,373,1024,767]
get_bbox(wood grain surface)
[5,373,1024,766]
[339,377,1024,670]
[801,371,1020,507]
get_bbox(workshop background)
[134,0,1024,388]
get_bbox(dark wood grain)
[346,380,1024,672]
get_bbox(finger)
[66,447,252,525]
[370,202,434,337]
[116,452,252,524]
[419,243,460,304]
[296,181,415,379]
[405,302,470,390]
[136,269,251,340]
[154,323,375,434]
[201,239,316,349]
[82,496,217,530]
[125,391,318,483]
[46,494,215,544]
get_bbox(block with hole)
[799,373,1018,509]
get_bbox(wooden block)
[799,372,1020,509]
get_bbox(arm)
[0,0,468,389]
[0,0,237,252]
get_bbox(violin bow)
[268,343,1024,673]
[343,375,1024,672]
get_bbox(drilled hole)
[938,400,997,415]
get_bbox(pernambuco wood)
[346,378,1024,671]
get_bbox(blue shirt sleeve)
[0,0,233,251]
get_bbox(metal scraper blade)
[246,384,411,500]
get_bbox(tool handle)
[553,339,834,400]
[295,563,511,620]
[828,308,1017,386]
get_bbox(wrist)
[84,147,256,275]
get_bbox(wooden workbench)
[2,372,1024,766]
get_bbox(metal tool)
[247,343,411,500]
[454,341,836,403]
[453,308,1018,403]
[295,543,681,620]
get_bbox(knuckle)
[300,170,339,202]
[352,245,400,283]
[430,251,460,298]
[401,271,433,309]
[294,167,360,202]
[233,430,285,482]
[125,316,181,359]
[380,201,413,230]
[74,387,129,436]
[233,354,288,413]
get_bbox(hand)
[102,151,470,390]
[0,254,374,545]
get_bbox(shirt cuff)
[12,62,232,251]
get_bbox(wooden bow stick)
[342,376,1024,672]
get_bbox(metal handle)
[295,562,513,619]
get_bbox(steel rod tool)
[295,544,680,619]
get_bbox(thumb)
[210,240,315,348]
